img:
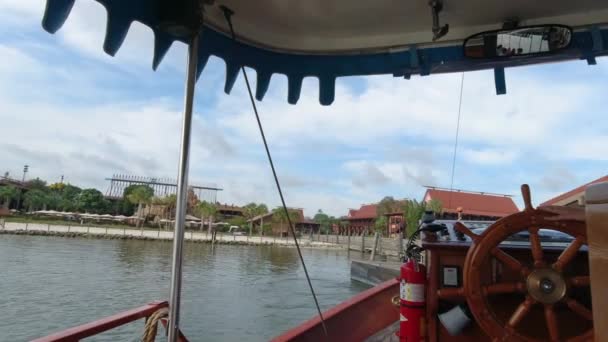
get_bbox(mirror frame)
[463,24,574,59]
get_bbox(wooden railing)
[31,301,184,342]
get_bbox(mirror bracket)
[592,26,604,51]
[409,44,420,68]
[584,26,603,65]
[429,0,449,41]
[494,67,506,95]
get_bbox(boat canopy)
[43,1,608,104]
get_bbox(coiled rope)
[141,307,169,342]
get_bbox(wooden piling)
[361,230,365,252]
[370,232,380,261]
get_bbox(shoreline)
[0,222,343,249]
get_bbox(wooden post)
[370,232,380,261]
[260,217,264,242]
[361,229,365,252]
[249,221,253,237]
[347,231,351,251]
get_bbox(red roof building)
[539,175,608,207]
[423,187,519,220]
[345,204,377,235]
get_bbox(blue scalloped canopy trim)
[42,0,608,105]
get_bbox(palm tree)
[404,199,426,237]
[426,199,443,217]
[243,202,269,235]
[272,207,300,237]
[0,185,19,209]
[126,185,154,229]
[196,201,217,233]
[164,194,177,219]
[23,189,48,212]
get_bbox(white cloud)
[562,135,608,161]
[219,70,590,150]
[0,0,43,17]
[1,9,607,218]
[461,147,518,165]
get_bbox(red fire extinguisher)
[398,258,427,341]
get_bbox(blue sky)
[1,1,607,216]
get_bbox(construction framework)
[105,174,222,203]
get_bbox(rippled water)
[0,235,368,341]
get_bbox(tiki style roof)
[424,187,518,218]
[539,175,608,207]
[41,1,608,105]
[347,204,378,220]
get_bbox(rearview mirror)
[464,25,572,59]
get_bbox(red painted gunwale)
[32,301,169,342]
[272,278,399,342]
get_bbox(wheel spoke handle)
[508,296,536,328]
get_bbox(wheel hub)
[526,268,567,304]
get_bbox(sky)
[0,1,607,217]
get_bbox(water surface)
[0,235,367,341]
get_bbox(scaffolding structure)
[105,174,222,203]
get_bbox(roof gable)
[539,175,608,207]
[424,188,518,217]
[347,204,378,219]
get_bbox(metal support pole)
[167,32,200,342]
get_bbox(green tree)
[195,201,217,233]
[26,178,47,191]
[125,185,154,229]
[45,191,62,210]
[427,199,443,216]
[59,184,82,211]
[242,202,269,235]
[243,202,268,219]
[23,189,48,212]
[374,215,388,234]
[256,203,269,215]
[48,182,65,191]
[376,196,397,216]
[77,188,109,214]
[243,202,258,220]
[227,216,247,229]
[313,209,331,233]
[404,199,426,237]
[0,185,20,209]
[272,207,300,236]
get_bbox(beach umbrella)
[185,214,201,221]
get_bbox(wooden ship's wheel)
[451,185,593,342]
